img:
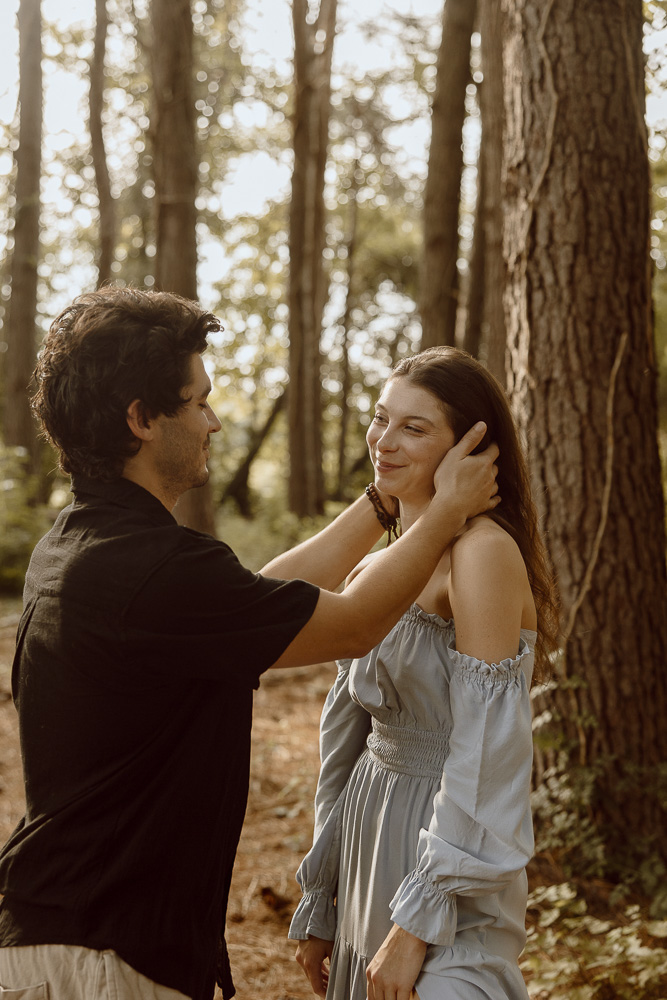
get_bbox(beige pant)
[0,944,190,1000]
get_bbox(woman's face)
[366,377,456,505]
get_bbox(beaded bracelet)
[365,483,400,545]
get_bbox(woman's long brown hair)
[391,346,560,680]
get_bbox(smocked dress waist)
[366,719,451,778]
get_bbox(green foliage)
[531,754,667,918]
[0,446,52,593]
[215,495,345,572]
[522,883,667,999]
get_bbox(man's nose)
[209,409,222,434]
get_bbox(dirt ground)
[0,597,334,1000]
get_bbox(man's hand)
[433,421,499,524]
[366,923,427,1000]
[295,936,334,998]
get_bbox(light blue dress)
[289,604,536,1000]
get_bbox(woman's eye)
[406,425,423,434]
[373,413,387,423]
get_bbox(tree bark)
[477,0,505,382]
[419,0,477,350]
[151,0,216,535]
[503,0,667,862]
[3,0,42,463]
[287,0,337,517]
[90,0,116,287]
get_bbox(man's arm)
[270,422,499,669]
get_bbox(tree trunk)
[462,150,485,358]
[419,0,477,350]
[90,0,116,287]
[151,0,216,536]
[335,165,359,501]
[287,0,337,517]
[220,392,286,517]
[3,0,42,463]
[477,0,505,382]
[503,0,667,865]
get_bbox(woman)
[289,347,559,1000]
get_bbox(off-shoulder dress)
[289,604,536,1000]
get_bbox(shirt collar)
[70,475,177,528]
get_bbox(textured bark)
[478,0,505,382]
[287,0,337,516]
[419,0,477,350]
[90,0,116,287]
[503,0,667,858]
[151,0,216,535]
[4,0,42,461]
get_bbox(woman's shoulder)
[450,515,528,583]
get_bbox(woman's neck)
[398,497,432,533]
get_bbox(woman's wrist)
[370,484,399,519]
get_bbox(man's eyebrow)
[197,382,212,399]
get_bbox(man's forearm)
[261,493,385,590]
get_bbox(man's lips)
[375,460,403,471]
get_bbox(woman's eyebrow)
[376,406,436,426]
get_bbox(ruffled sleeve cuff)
[389,870,457,947]
[447,636,533,689]
[288,888,336,941]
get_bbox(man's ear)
[126,399,155,441]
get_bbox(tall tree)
[288,0,337,517]
[476,0,505,381]
[90,0,116,287]
[419,0,477,350]
[151,0,216,535]
[503,0,667,872]
[3,0,42,461]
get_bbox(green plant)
[0,446,52,593]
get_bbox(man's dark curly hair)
[31,286,222,481]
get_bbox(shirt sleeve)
[288,660,371,941]
[389,639,535,946]
[124,530,320,683]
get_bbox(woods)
[1,0,667,995]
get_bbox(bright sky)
[0,0,443,218]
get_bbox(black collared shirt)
[0,476,319,1000]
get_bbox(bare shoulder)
[451,515,525,575]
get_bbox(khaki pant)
[0,944,190,1000]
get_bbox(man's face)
[152,353,221,496]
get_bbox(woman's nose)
[377,426,397,451]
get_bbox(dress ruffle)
[288,888,336,941]
[390,869,457,946]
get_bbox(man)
[0,287,499,1000]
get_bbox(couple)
[0,286,556,1000]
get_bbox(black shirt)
[0,476,319,1000]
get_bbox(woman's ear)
[126,399,154,441]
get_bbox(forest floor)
[1,595,665,1000]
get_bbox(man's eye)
[373,413,387,423]
[406,425,423,433]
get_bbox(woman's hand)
[295,936,334,997]
[366,923,427,1000]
